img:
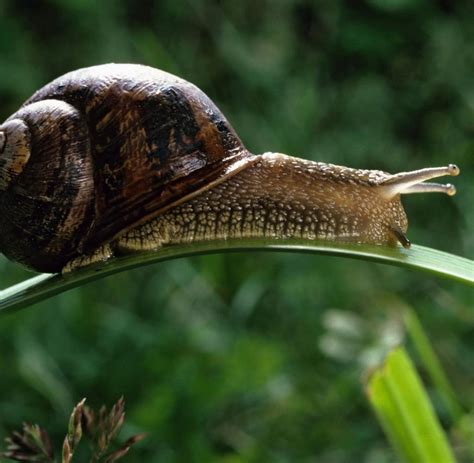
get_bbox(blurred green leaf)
[404,308,464,422]
[366,347,456,463]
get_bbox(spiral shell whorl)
[0,99,95,272]
[0,119,31,191]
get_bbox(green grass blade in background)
[404,308,464,423]
[366,347,456,463]
[0,240,472,316]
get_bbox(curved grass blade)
[0,240,472,316]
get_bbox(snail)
[0,64,460,273]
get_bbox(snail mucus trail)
[0,64,460,273]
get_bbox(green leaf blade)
[0,240,472,315]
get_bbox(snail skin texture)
[0,64,460,273]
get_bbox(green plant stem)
[0,240,472,315]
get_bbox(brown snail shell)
[0,65,254,272]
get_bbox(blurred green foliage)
[0,0,472,461]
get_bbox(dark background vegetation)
[0,0,472,461]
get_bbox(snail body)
[0,64,459,273]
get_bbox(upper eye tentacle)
[379,164,460,199]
